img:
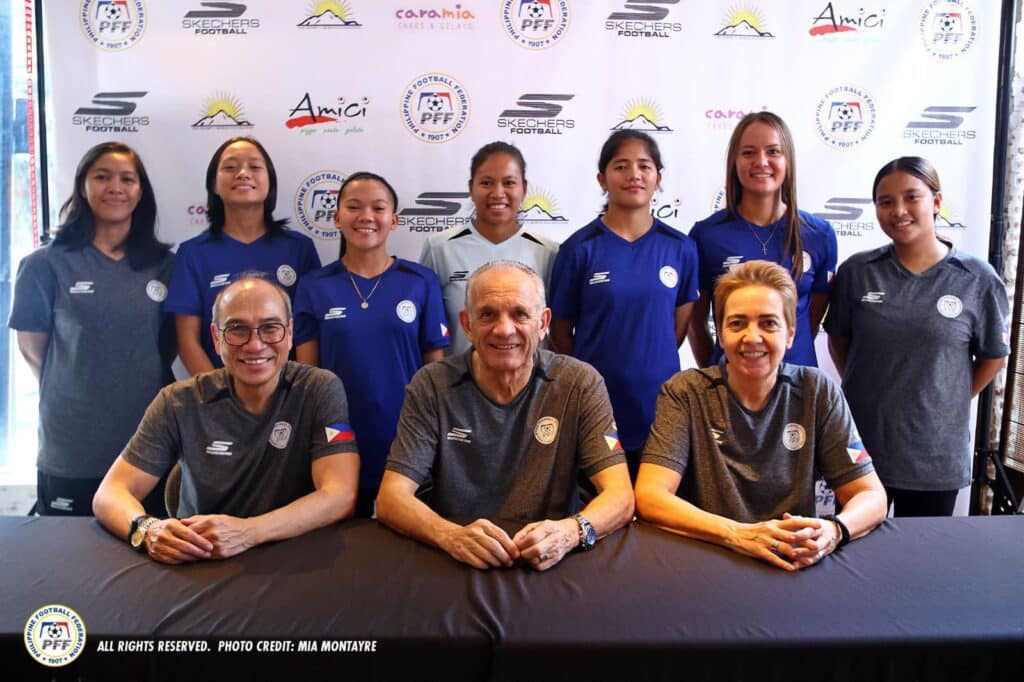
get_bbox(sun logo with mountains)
[192,94,253,129]
[611,98,672,132]
[936,205,967,231]
[298,0,361,28]
[518,189,567,223]
[714,6,774,38]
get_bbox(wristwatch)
[129,515,158,553]
[822,514,850,549]
[574,514,596,551]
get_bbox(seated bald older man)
[377,261,634,571]
[93,273,359,564]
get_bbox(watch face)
[584,524,596,546]
[131,528,145,549]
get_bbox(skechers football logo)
[813,197,874,237]
[904,106,976,146]
[498,93,575,135]
[324,307,347,320]
[606,0,682,38]
[589,271,611,285]
[182,2,259,35]
[69,281,95,294]
[861,291,884,303]
[209,273,231,288]
[446,427,472,443]
[398,191,472,232]
[205,440,233,456]
[73,92,149,132]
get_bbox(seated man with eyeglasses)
[93,272,359,564]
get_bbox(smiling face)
[212,279,293,400]
[733,120,787,199]
[334,178,397,255]
[598,138,661,211]
[719,284,794,388]
[873,170,941,250]
[81,152,142,230]
[469,152,526,234]
[214,141,270,208]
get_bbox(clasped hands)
[142,515,256,565]
[440,518,579,571]
[733,513,840,572]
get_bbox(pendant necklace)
[350,273,383,309]
[746,220,779,256]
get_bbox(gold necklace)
[349,273,384,309]
[745,219,779,256]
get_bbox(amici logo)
[294,170,347,240]
[298,0,361,28]
[920,1,977,61]
[396,4,476,30]
[398,190,472,232]
[714,6,774,38]
[610,98,672,132]
[814,84,877,150]
[651,195,682,221]
[498,93,575,136]
[286,93,369,136]
[191,93,253,129]
[182,2,260,35]
[813,197,874,238]
[904,106,976,146]
[72,92,149,133]
[501,0,570,50]
[519,188,567,223]
[809,3,886,37]
[606,0,681,39]
[79,0,146,51]
[400,73,470,143]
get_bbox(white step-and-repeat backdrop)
[41,0,998,310]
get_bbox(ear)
[211,321,222,356]
[459,308,473,343]
[932,190,943,218]
[334,210,342,228]
[785,321,796,350]
[538,307,552,339]
[389,211,398,231]
[597,171,607,193]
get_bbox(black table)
[2,516,1022,681]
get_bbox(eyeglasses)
[219,322,288,347]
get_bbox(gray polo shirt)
[8,243,174,478]
[386,349,625,522]
[122,362,358,518]
[825,245,1009,490]
[642,363,874,522]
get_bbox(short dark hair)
[469,141,527,184]
[204,136,287,238]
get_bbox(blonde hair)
[713,260,797,333]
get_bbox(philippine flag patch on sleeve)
[325,423,356,443]
[605,424,623,453]
[847,436,870,464]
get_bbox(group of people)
[9,110,1009,572]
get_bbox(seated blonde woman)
[635,260,886,571]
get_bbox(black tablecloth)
[2,516,1023,681]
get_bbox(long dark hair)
[52,141,169,270]
[597,130,664,213]
[725,111,805,280]
[204,136,287,239]
[872,156,941,215]
[469,141,527,184]
[336,171,400,259]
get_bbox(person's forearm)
[246,482,356,547]
[971,357,1006,397]
[93,483,148,540]
[376,484,463,550]
[579,482,634,539]
[635,481,741,548]
[687,295,714,367]
[835,489,887,541]
[828,336,849,377]
[178,338,215,375]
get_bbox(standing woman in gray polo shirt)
[825,157,1009,517]
[9,142,175,515]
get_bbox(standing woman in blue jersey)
[9,142,174,515]
[826,157,1008,516]
[688,112,837,368]
[165,137,321,374]
[549,130,699,480]
[295,172,450,516]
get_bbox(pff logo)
[502,0,570,50]
[814,85,877,150]
[400,73,470,143]
[519,188,567,222]
[920,0,977,60]
[73,92,149,133]
[398,191,472,232]
[498,93,575,136]
[813,197,874,238]
[24,604,86,667]
[611,98,672,132]
[905,106,976,146]
[809,3,886,37]
[714,6,774,38]
[192,93,252,129]
[182,2,259,35]
[286,93,369,135]
[294,170,347,240]
[79,0,146,51]
[298,0,361,28]
[606,0,682,39]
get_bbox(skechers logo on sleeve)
[69,281,95,294]
[324,307,347,320]
[449,271,469,282]
[861,291,885,303]
[446,427,472,444]
[588,271,611,285]
[722,256,743,271]
[209,274,231,288]
[205,440,233,456]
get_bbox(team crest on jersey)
[936,294,963,319]
[783,423,806,451]
[534,416,559,445]
[145,279,167,302]
[659,265,678,288]
[802,252,812,274]
[396,300,417,323]
[269,421,292,449]
[277,265,297,287]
